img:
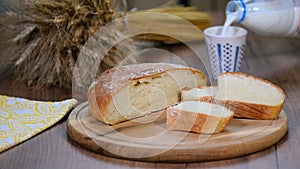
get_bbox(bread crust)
[216,72,286,120]
[88,63,206,125]
[167,105,234,134]
[215,100,284,120]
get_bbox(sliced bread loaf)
[181,86,217,102]
[215,72,285,120]
[167,101,234,134]
[88,63,206,125]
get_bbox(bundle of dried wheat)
[0,0,136,89]
[128,5,211,43]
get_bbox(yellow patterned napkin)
[0,95,77,152]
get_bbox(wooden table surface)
[1,13,300,169]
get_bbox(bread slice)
[88,63,206,125]
[215,72,285,120]
[181,86,217,102]
[167,101,234,134]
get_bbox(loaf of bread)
[88,63,206,125]
[215,72,285,120]
[181,86,217,102]
[167,101,234,134]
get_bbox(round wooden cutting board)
[67,102,288,162]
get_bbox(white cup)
[204,26,247,79]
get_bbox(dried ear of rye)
[0,0,136,89]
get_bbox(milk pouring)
[225,0,300,37]
[221,14,238,36]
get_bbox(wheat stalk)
[0,0,136,89]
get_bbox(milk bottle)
[225,0,300,37]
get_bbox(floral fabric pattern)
[0,95,77,152]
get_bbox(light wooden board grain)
[67,102,288,162]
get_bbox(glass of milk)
[204,26,247,79]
